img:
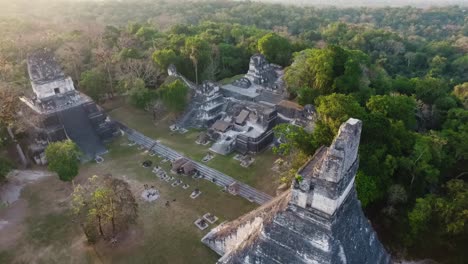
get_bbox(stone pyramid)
[202,118,391,264]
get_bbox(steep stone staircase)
[58,105,106,160]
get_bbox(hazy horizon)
[1,0,467,8]
[250,0,468,7]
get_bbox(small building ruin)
[181,161,196,176]
[171,157,189,173]
[201,119,391,264]
[20,49,118,162]
[227,182,240,196]
[171,157,196,176]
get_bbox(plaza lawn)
[107,101,280,195]
[1,137,257,264]
[92,138,257,263]
[219,74,244,85]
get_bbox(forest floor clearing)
[0,137,256,264]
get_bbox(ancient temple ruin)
[20,49,118,162]
[202,118,391,264]
[220,54,285,104]
[175,81,225,129]
[208,100,277,155]
[170,54,314,156]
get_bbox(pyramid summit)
[20,50,118,162]
[202,118,391,264]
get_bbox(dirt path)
[0,170,54,205]
[0,169,54,249]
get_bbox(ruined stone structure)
[171,54,312,156]
[204,99,278,155]
[245,54,279,86]
[27,51,76,99]
[177,81,225,129]
[221,54,285,104]
[202,118,391,264]
[276,100,316,131]
[20,49,118,161]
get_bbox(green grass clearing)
[90,138,258,263]
[27,213,74,245]
[107,102,280,195]
[218,74,244,85]
[1,136,257,263]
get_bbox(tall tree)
[116,58,162,88]
[451,55,468,82]
[72,175,138,243]
[183,36,210,85]
[45,140,81,181]
[56,38,90,83]
[408,179,468,258]
[128,78,156,110]
[257,33,292,66]
[79,68,108,101]
[152,49,177,71]
[93,45,117,97]
[314,93,366,136]
[366,94,417,129]
[441,108,468,164]
[0,84,19,127]
[453,82,468,109]
[411,76,449,105]
[218,43,248,79]
[158,80,189,112]
[284,46,368,100]
[273,123,314,155]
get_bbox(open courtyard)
[0,137,257,263]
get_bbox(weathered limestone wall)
[318,118,361,183]
[310,177,355,215]
[202,191,291,261]
[32,76,75,99]
[202,217,265,256]
[245,54,277,85]
[291,118,362,216]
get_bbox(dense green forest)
[0,0,467,262]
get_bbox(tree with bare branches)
[116,58,163,88]
[56,41,89,83]
[0,84,19,127]
[94,44,118,97]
